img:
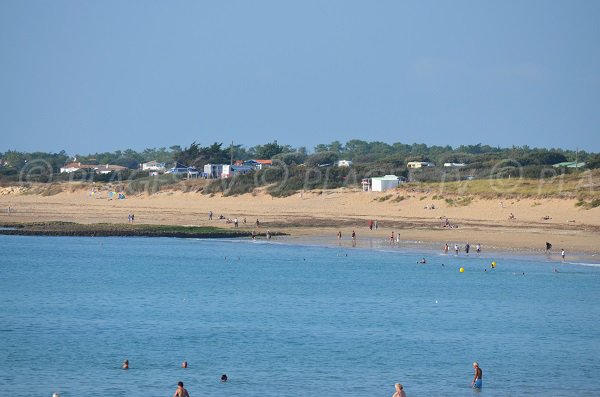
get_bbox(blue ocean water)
[1,235,599,397]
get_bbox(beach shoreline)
[1,184,599,257]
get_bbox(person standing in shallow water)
[471,361,483,389]
[173,381,190,397]
[391,383,407,397]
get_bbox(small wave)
[565,262,600,268]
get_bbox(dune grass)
[399,170,599,199]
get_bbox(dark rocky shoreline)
[0,222,284,239]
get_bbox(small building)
[204,164,224,179]
[95,164,128,174]
[243,159,272,170]
[407,161,435,169]
[60,162,127,174]
[142,160,166,172]
[362,175,403,192]
[165,166,199,178]
[552,161,586,168]
[222,164,253,178]
[443,162,466,167]
[60,162,96,173]
[336,160,353,167]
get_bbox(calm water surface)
[1,235,599,396]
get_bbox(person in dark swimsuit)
[471,361,483,389]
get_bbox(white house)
[204,164,224,178]
[60,162,127,174]
[336,160,353,167]
[95,164,128,174]
[443,162,466,167]
[362,175,403,192]
[407,161,435,169]
[60,162,95,173]
[142,160,166,172]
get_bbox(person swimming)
[418,258,427,264]
[122,359,129,369]
[221,374,228,382]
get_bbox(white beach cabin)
[362,175,402,192]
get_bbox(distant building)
[222,164,253,178]
[553,161,586,168]
[443,162,466,167]
[60,162,127,174]
[60,162,96,173]
[336,160,353,167]
[407,161,435,169]
[362,175,403,192]
[204,164,224,179]
[95,164,128,174]
[243,159,272,170]
[141,160,166,172]
[165,166,199,178]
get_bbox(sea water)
[1,235,599,397]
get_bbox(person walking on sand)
[471,362,483,389]
[454,244,459,255]
[173,381,190,397]
[392,383,407,397]
[209,211,213,220]
[337,230,342,239]
[465,242,470,255]
[476,243,481,256]
[390,231,395,244]
[561,249,566,261]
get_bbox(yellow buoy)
[491,261,496,268]
[459,267,465,273]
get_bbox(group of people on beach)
[443,242,481,255]
[209,210,270,239]
[545,241,567,261]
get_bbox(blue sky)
[1,0,599,154]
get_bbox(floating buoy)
[491,261,496,268]
[459,267,465,273]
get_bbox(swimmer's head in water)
[178,381,184,387]
[473,362,479,367]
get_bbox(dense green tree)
[250,140,291,159]
[305,151,339,167]
[585,154,600,169]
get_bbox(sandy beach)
[1,183,599,256]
